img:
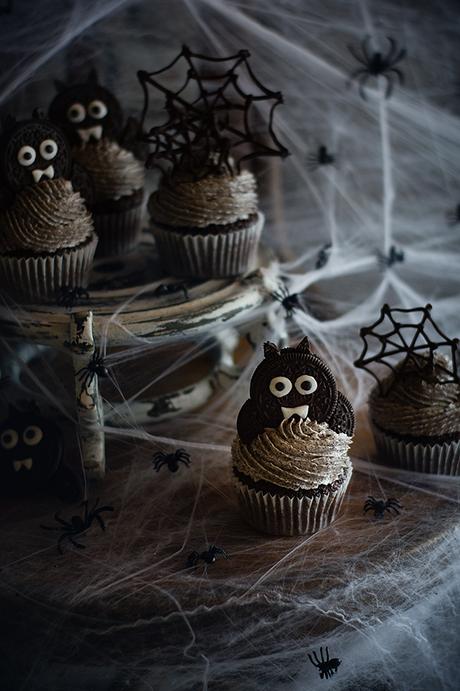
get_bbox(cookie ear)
[263,342,280,359]
[297,336,311,352]
[87,68,99,84]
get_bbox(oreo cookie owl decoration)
[237,337,355,444]
[49,69,145,257]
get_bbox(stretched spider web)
[354,304,460,393]
[137,45,289,178]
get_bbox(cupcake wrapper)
[372,423,460,475]
[151,212,264,278]
[234,468,352,536]
[94,201,144,258]
[0,233,98,304]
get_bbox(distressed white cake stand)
[0,237,273,480]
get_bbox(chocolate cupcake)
[231,338,355,536]
[138,47,289,278]
[355,304,460,475]
[49,70,145,257]
[0,112,97,302]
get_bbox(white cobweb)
[0,0,459,689]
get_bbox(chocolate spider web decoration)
[137,45,289,177]
[354,304,459,394]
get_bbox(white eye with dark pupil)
[269,376,292,398]
[88,100,108,119]
[1,428,18,449]
[23,425,43,446]
[67,103,85,123]
[295,374,318,395]
[17,145,36,166]
[40,139,58,160]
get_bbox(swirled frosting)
[232,417,352,491]
[73,138,144,202]
[149,169,258,228]
[0,179,94,253]
[369,354,460,437]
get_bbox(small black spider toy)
[56,285,90,309]
[187,545,228,568]
[377,245,405,269]
[76,347,109,393]
[272,283,305,319]
[308,646,341,680]
[152,282,189,300]
[348,36,406,99]
[315,242,332,270]
[152,448,191,473]
[363,496,402,519]
[307,145,335,171]
[41,498,114,554]
[447,204,460,226]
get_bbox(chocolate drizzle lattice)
[137,45,289,178]
[354,304,459,395]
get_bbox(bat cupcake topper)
[237,337,354,444]
[137,45,290,179]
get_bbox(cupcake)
[355,304,460,475]
[49,70,145,257]
[231,337,355,536]
[0,111,97,303]
[137,47,289,278]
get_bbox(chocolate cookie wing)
[237,398,268,445]
[328,390,355,436]
[70,160,95,207]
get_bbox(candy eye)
[40,139,58,160]
[269,376,292,398]
[17,145,36,167]
[295,375,318,395]
[88,100,108,119]
[23,425,43,446]
[67,103,86,123]
[1,429,18,450]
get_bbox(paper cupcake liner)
[233,467,352,537]
[94,200,144,258]
[0,233,98,304]
[371,423,460,475]
[151,212,264,278]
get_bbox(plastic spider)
[377,245,405,268]
[187,545,228,568]
[75,348,109,392]
[152,448,191,473]
[56,285,90,309]
[307,145,335,171]
[41,498,114,554]
[308,647,341,680]
[272,283,303,319]
[447,204,460,226]
[348,36,406,99]
[152,282,189,300]
[363,496,402,519]
[315,242,332,269]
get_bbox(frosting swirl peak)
[232,417,352,491]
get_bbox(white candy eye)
[1,429,18,450]
[17,145,36,167]
[269,376,292,398]
[295,374,318,395]
[67,102,86,123]
[88,100,108,119]
[23,425,43,446]
[40,139,58,160]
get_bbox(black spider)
[152,282,189,300]
[272,283,303,319]
[152,448,191,473]
[447,204,460,226]
[363,496,402,519]
[307,145,335,171]
[75,347,109,393]
[56,285,90,309]
[308,646,341,680]
[187,545,228,568]
[41,498,114,554]
[348,36,406,99]
[377,245,404,268]
[315,242,332,269]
